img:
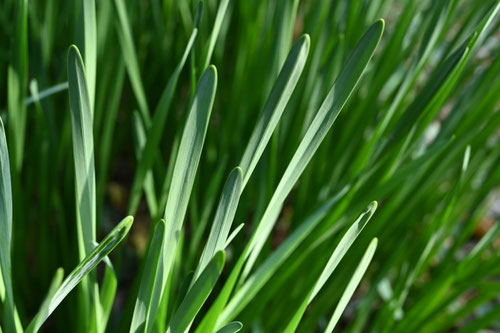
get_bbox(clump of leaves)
[1,0,500,332]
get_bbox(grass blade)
[201,0,230,71]
[68,44,100,332]
[128,28,198,215]
[81,0,96,111]
[68,45,97,257]
[138,65,217,331]
[195,167,242,280]
[283,202,377,333]
[0,118,20,333]
[167,251,225,333]
[224,223,245,249]
[130,220,166,333]
[113,0,150,124]
[26,216,133,332]
[25,82,68,106]
[324,238,378,333]
[216,322,243,333]
[132,111,158,217]
[239,34,310,188]
[7,0,28,171]
[100,260,118,329]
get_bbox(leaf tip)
[233,166,243,179]
[301,33,311,48]
[367,201,378,213]
[68,44,81,58]
[122,215,134,232]
[375,18,385,33]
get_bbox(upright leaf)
[113,0,150,124]
[195,167,242,280]
[201,0,230,70]
[239,34,310,188]
[130,220,166,333]
[128,28,198,215]
[0,118,20,333]
[81,0,96,111]
[166,251,225,333]
[135,66,217,331]
[68,45,97,257]
[7,0,28,170]
[324,238,378,333]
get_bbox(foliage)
[0,0,499,332]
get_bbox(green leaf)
[67,44,97,257]
[140,65,217,331]
[113,0,150,124]
[131,111,158,217]
[128,28,198,216]
[324,238,378,333]
[195,167,242,280]
[215,322,243,333]
[201,0,230,70]
[0,118,20,333]
[283,202,377,333]
[7,0,28,171]
[100,260,118,330]
[195,252,245,333]
[26,216,133,332]
[25,81,68,106]
[167,251,225,333]
[224,223,245,249]
[81,0,96,111]
[239,34,310,188]
[130,220,166,333]
[243,19,384,280]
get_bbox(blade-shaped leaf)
[132,111,158,217]
[81,0,96,111]
[138,65,217,331]
[225,223,245,249]
[195,167,242,280]
[216,322,243,333]
[113,0,150,124]
[130,220,166,333]
[283,202,377,333]
[26,216,133,332]
[128,28,198,216]
[68,45,97,257]
[7,0,28,171]
[100,260,118,330]
[239,34,310,188]
[167,251,225,333]
[201,0,230,71]
[0,117,20,333]
[324,238,378,333]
